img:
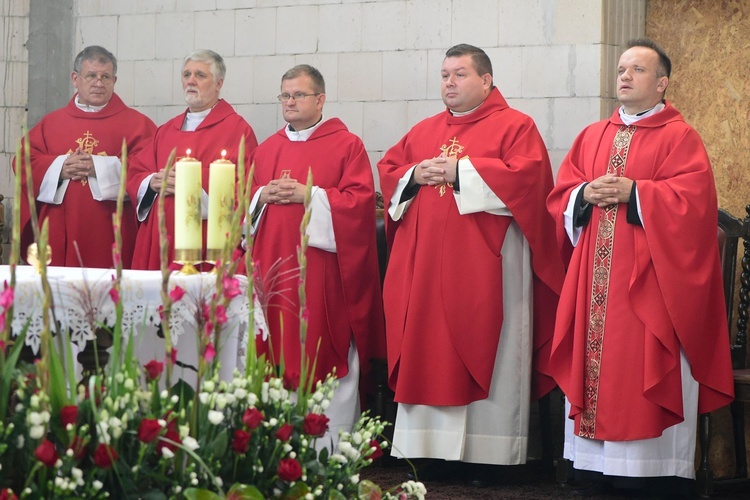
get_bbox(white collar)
[285,117,324,142]
[618,102,666,126]
[182,107,212,132]
[75,95,107,113]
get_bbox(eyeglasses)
[78,72,115,85]
[277,92,321,102]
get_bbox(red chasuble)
[126,100,257,270]
[546,102,734,441]
[378,88,565,406]
[248,118,386,392]
[14,93,156,268]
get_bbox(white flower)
[182,436,200,451]
[268,417,278,427]
[214,477,223,487]
[207,410,224,425]
[283,443,293,453]
[174,486,182,494]
[216,395,227,410]
[161,447,175,459]
[28,411,43,426]
[55,477,65,488]
[330,453,348,464]
[124,378,134,390]
[234,388,247,400]
[66,448,74,457]
[247,392,258,406]
[350,474,360,484]
[171,395,179,404]
[30,395,40,409]
[179,424,190,439]
[29,425,45,440]
[160,389,169,400]
[93,480,103,490]
[305,494,314,500]
[352,432,363,445]
[71,467,83,480]
[269,388,281,402]
[16,435,24,448]
[203,380,215,393]
[320,400,330,410]
[199,392,210,405]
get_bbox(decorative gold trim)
[579,125,636,438]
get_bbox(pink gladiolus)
[215,304,227,325]
[0,283,13,309]
[169,286,185,303]
[112,243,121,268]
[202,303,211,322]
[168,348,178,366]
[204,342,216,362]
[223,276,241,299]
[108,287,120,305]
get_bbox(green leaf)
[139,491,168,500]
[212,427,229,458]
[282,481,310,499]
[170,378,195,412]
[226,483,265,500]
[182,488,224,500]
[0,324,28,419]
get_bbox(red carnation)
[231,429,252,454]
[277,458,303,482]
[144,360,164,381]
[60,405,78,428]
[93,443,118,469]
[275,423,294,442]
[367,439,383,460]
[34,439,58,467]
[242,408,264,430]
[138,418,162,443]
[302,413,329,437]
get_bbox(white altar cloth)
[2,265,265,384]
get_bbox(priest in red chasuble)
[246,65,385,446]
[377,44,564,479]
[127,49,257,270]
[547,38,733,495]
[14,46,156,268]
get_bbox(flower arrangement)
[0,137,425,499]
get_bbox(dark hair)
[74,46,117,75]
[282,64,326,94]
[627,37,671,78]
[445,44,493,78]
[184,49,226,82]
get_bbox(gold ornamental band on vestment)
[579,125,636,439]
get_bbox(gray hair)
[183,49,226,82]
[73,46,117,75]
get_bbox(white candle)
[207,150,236,251]
[174,152,202,252]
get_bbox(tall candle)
[174,152,203,257]
[207,150,236,253]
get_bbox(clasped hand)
[261,178,305,205]
[414,154,458,186]
[61,148,97,181]
[150,168,176,195]
[583,174,634,207]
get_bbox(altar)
[2,265,265,385]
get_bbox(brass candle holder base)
[174,249,201,275]
[27,243,52,272]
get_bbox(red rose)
[93,443,118,469]
[241,408,264,430]
[275,423,294,442]
[159,429,181,453]
[0,488,19,500]
[231,429,252,454]
[277,458,303,482]
[144,360,164,381]
[367,439,383,460]
[68,435,87,461]
[34,439,58,467]
[60,405,78,428]
[138,418,162,443]
[302,413,329,437]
